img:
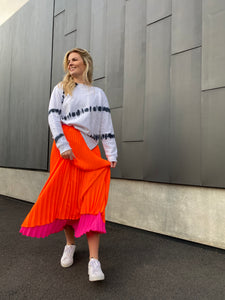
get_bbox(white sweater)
[48,83,118,162]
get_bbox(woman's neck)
[72,76,85,84]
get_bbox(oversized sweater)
[48,83,118,162]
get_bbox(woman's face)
[67,52,86,80]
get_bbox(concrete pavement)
[1,195,225,300]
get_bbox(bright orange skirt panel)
[21,125,111,229]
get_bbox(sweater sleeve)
[48,85,72,154]
[99,90,118,162]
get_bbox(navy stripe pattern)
[48,109,61,115]
[90,133,115,141]
[61,106,111,121]
[55,133,64,143]
[61,90,65,104]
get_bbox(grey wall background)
[0,0,53,169]
[1,0,225,188]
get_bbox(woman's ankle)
[89,256,99,260]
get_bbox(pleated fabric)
[20,125,111,238]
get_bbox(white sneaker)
[88,258,105,281]
[60,245,76,268]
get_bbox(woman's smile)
[68,52,86,79]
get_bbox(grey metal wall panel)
[52,10,77,89]
[50,10,77,168]
[90,0,106,80]
[99,108,123,178]
[1,0,225,188]
[65,30,77,51]
[121,142,144,179]
[202,88,225,187]
[76,0,91,51]
[51,11,66,88]
[170,48,201,185]
[147,0,172,24]
[54,0,66,16]
[64,0,77,35]
[0,22,13,166]
[122,0,146,142]
[3,0,54,169]
[143,18,171,182]
[202,0,225,90]
[93,78,106,92]
[172,0,202,54]
[93,81,123,177]
[110,108,122,178]
[105,0,125,109]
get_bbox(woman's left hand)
[110,161,117,168]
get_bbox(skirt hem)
[20,213,106,238]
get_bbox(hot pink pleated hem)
[19,213,106,238]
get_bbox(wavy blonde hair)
[59,48,93,95]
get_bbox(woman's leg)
[61,225,76,268]
[87,232,105,281]
[64,225,75,245]
[86,231,100,259]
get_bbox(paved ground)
[1,194,225,300]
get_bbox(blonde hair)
[59,48,93,95]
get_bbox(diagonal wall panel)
[202,0,225,90]
[147,0,172,24]
[90,0,106,80]
[64,0,77,35]
[0,21,13,166]
[105,0,125,109]
[202,88,225,187]
[3,0,54,170]
[121,142,144,180]
[122,0,146,142]
[170,48,201,185]
[172,0,202,54]
[1,0,225,188]
[143,17,171,182]
[76,0,91,51]
[54,0,66,16]
[51,11,67,88]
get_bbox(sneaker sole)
[89,274,105,281]
[60,260,74,268]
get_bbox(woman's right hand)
[61,149,75,160]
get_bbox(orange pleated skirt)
[20,125,111,238]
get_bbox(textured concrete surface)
[1,195,225,300]
[0,168,48,203]
[1,167,225,250]
[107,179,225,250]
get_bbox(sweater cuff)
[107,156,117,162]
[56,135,72,154]
[58,143,72,155]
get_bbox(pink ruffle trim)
[19,213,106,238]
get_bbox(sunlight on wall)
[0,0,29,26]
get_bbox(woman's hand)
[61,149,75,160]
[110,161,117,168]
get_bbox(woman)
[20,48,117,282]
